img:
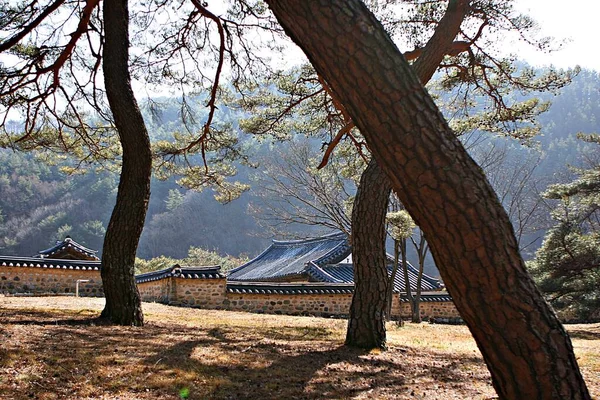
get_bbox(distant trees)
[249,139,355,237]
[135,246,247,275]
[531,134,600,321]
[139,188,268,260]
[387,209,429,323]
[0,150,116,255]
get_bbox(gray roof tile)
[227,232,350,281]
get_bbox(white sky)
[269,1,600,72]
[513,0,600,71]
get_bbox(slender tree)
[99,0,152,325]
[264,0,590,398]
[408,228,430,323]
[0,0,268,324]
[387,210,422,323]
[0,0,150,325]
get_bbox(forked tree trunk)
[411,234,428,323]
[346,158,392,349]
[346,0,468,348]
[385,240,400,319]
[100,0,152,326]
[265,1,590,398]
[399,238,417,321]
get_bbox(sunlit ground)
[0,296,597,399]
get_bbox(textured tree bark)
[346,0,468,348]
[265,0,590,398]
[345,159,391,349]
[100,0,152,326]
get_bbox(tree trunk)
[412,234,427,323]
[385,240,400,320]
[346,0,468,349]
[100,0,152,326]
[400,237,417,322]
[345,158,392,349]
[265,1,590,398]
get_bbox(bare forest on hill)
[0,68,599,277]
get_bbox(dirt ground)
[0,296,598,399]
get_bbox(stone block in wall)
[0,266,103,297]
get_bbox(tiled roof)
[227,281,355,295]
[226,281,452,301]
[135,264,224,283]
[308,261,442,292]
[0,256,101,271]
[399,292,453,302]
[37,237,99,261]
[227,232,350,281]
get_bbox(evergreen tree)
[531,134,600,321]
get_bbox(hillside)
[1,68,598,274]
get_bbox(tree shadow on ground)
[0,308,494,400]
[144,326,489,399]
[568,328,600,340]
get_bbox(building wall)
[137,278,172,303]
[0,266,103,296]
[223,292,354,316]
[170,278,226,308]
[1,265,460,320]
[397,300,460,319]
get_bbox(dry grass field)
[0,296,598,399]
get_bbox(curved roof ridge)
[271,231,347,246]
[37,237,99,260]
[305,261,344,283]
[0,255,101,270]
[312,239,351,266]
[135,265,175,280]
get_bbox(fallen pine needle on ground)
[0,296,598,399]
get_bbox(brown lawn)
[0,296,598,399]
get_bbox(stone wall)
[1,264,461,320]
[397,300,459,319]
[223,292,354,316]
[170,278,226,308]
[220,291,460,319]
[138,278,227,308]
[137,278,172,303]
[0,266,103,296]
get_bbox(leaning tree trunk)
[265,1,590,398]
[100,0,152,326]
[346,158,392,349]
[346,0,468,349]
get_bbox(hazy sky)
[514,0,599,71]
[269,1,600,73]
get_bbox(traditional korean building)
[227,231,444,293]
[36,236,100,261]
[1,234,460,320]
[0,237,102,296]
